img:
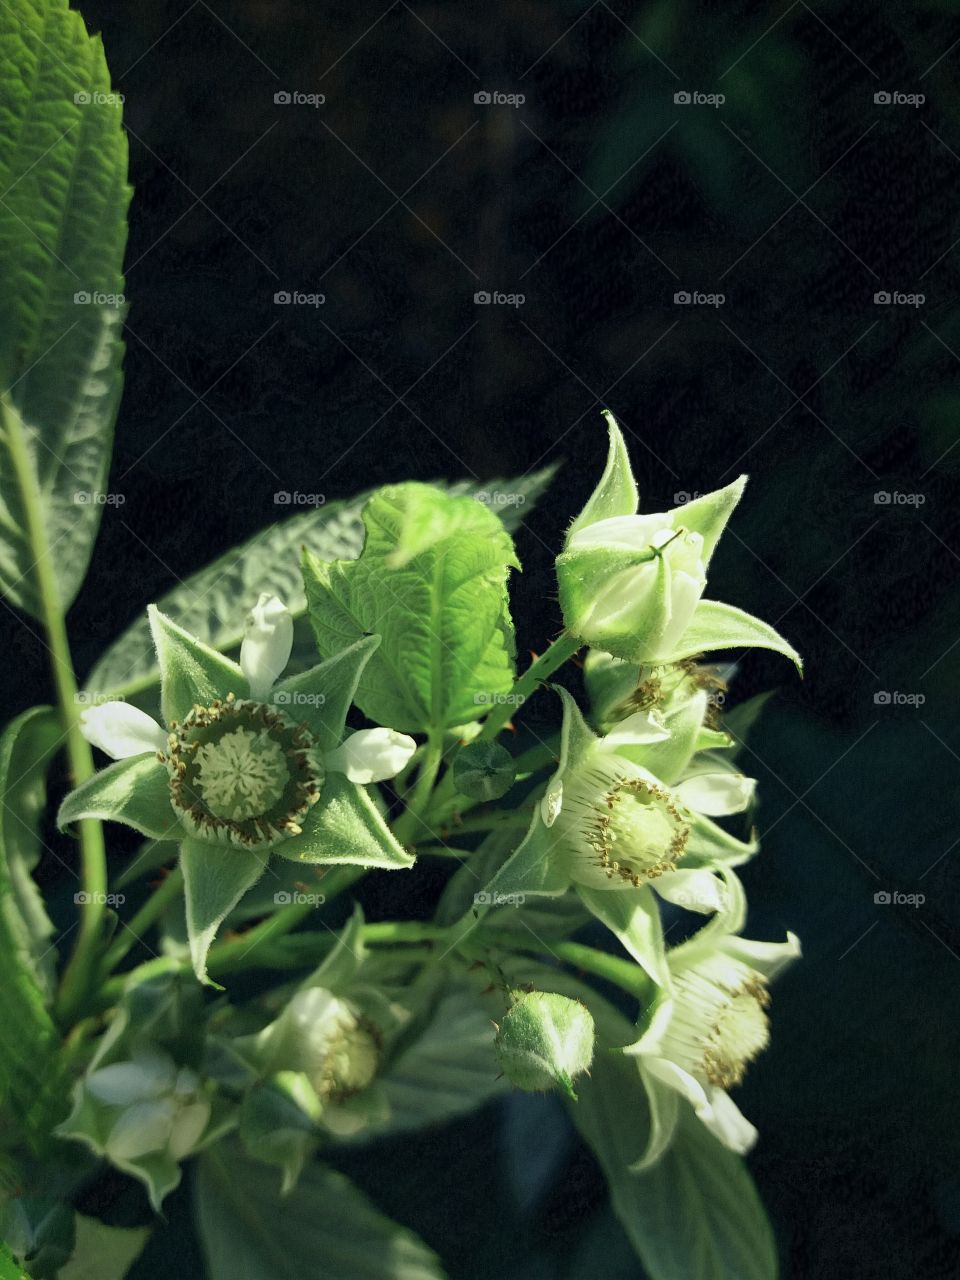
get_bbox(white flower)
[80,595,416,787]
[241,592,294,700]
[626,917,801,1167]
[86,1046,210,1165]
[324,727,417,784]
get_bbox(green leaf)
[148,606,246,725]
[577,1077,779,1280]
[58,755,183,841]
[0,706,61,996]
[58,1214,149,1280]
[194,1145,448,1279]
[277,773,414,871]
[0,711,61,1145]
[670,600,803,674]
[364,981,507,1136]
[303,484,519,734]
[0,0,130,616]
[180,840,268,985]
[84,470,556,702]
[567,411,638,540]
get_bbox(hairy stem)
[478,630,581,742]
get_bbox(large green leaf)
[0,708,62,1144]
[84,470,555,701]
[303,484,520,733]
[0,706,61,995]
[0,0,130,616]
[573,1051,778,1280]
[58,1214,149,1280]
[194,1146,447,1279]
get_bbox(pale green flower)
[60,594,417,981]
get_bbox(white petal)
[601,709,670,749]
[675,771,756,816]
[654,868,726,915]
[723,930,802,981]
[105,1100,175,1161]
[87,1051,175,1105]
[698,1086,758,1155]
[325,728,417,784]
[241,593,293,699]
[569,512,676,552]
[167,1100,210,1160]
[644,1056,710,1113]
[79,702,167,760]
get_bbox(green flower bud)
[453,740,517,801]
[494,991,594,1100]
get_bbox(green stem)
[393,732,444,844]
[429,807,532,839]
[98,866,184,976]
[2,398,108,1024]
[549,941,654,1002]
[478,630,581,742]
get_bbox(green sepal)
[272,635,381,752]
[567,410,639,540]
[669,599,803,674]
[684,814,759,869]
[238,1073,322,1195]
[277,773,414,870]
[675,476,747,567]
[180,839,269,985]
[148,605,246,725]
[58,755,183,841]
[576,885,670,990]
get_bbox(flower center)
[162,695,324,849]
[313,1013,380,1104]
[563,763,690,889]
[665,959,771,1090]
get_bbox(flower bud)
[494,991,594,1100]
[453,740,516,801]
[257,987,380,1104]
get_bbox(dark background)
[4,1,960,1276]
